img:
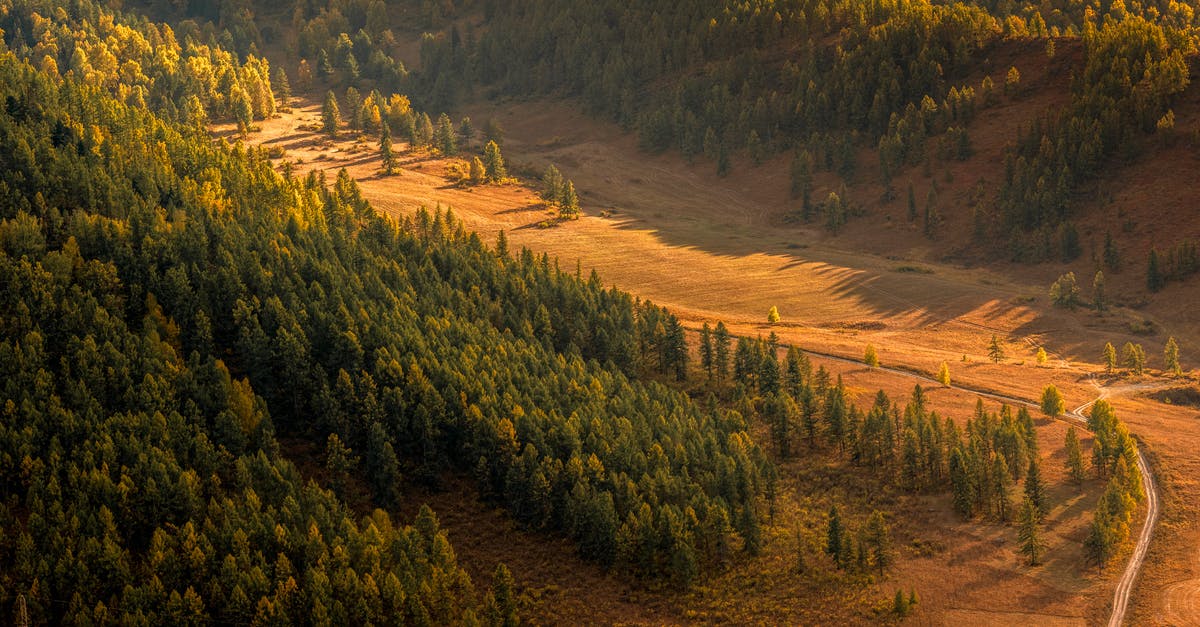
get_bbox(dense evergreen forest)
[0,0,771,620]
[156,0,1195,263]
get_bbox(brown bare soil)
[222,37,1200,618]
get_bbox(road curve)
[790,346,1158,626]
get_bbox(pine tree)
[1065,427,1086,485]
[469,157,486,184]
[1024,458,1046,518]
[993,453,1013,521]
[272,67,291,104]
[714,322,731,385]
[541,165,564,203]
[865,511,892,575]
[434,113,457,155]
[492,563,518,627]
[700,323,714,381]
[937,361,951,387]
[484,140,507,182]
[1165,337,1182,376]
[1040,385,1064,417]
[1092,271,1107,311]
[379,121,396,175]
[826,505,844,565]
[1049,272,1080,308]
[893,589,909,617]
[923,187,939,238]
[1103,342,1117,374]
[322,91,340,135]
[1103,232,1121,271]
[458,117,475,149]
[864,345,879,368]
[1148,248,1164,292]
[1017,496,1045,565]
[988,335,1004,363]
[768,306,781,324]
[1123,342,1146,375]
[559,181,580,219]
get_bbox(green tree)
[865,511,892,575]
[541,165,564,203]
[484,140,507,182]
[231,87,253,135]
[1040,385,1064,417]
[559,181,580,219]
[434,113,457,155]
[1049,272,1080,308]
[1103,342,1117,374]
[469,157,486,184]
[893,589,910,617]
[1065,427,1086,485]
[826,505,844,565]
[1092,271,1107,311]
[988,335,1004,363]
[1148,248,1165,292]
[492,563,518,627]
[1104,232,1121,271]
[325,433,359,497]
[864,345,879,368]
[459,116,475,149]
[714,322,731,385]
[322,91,340,135]
[272,67,291,104]
[906,182,917,222]
[767,306,781,324]
[700,323,714,381]
[1017,496,1045,565]
[1123,342,1146,375]
[379,121,396,175]
[1024,458,1046,518]
[1165,337,1182,376]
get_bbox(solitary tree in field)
[379,121,396,175]
[1017,496,1045,565]
[483,140,506,182]
[988,335,1004,363]
[937,362,951,387]
[1165,337,1182,376]
[1103,342,1117,374]
[864,345,879,368]
[768,306,781,324]
[1092,271,1107,311]
[1040,384,1064,417]
[322,91,340,135]
[1036,347,1048,366]
[1065,427,1086,485]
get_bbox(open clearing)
[223,74,1196,621]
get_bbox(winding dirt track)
[792,347,1158,626]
